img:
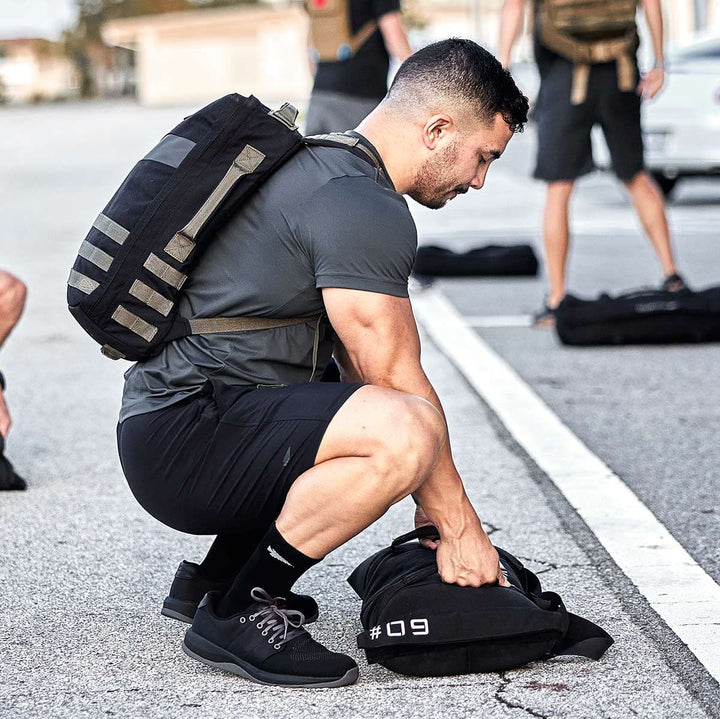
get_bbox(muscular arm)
[498,0,526,69]
[378,11,412,62]
[324,287,507,587]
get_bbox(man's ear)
[421,114,456,150]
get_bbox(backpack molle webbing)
[305,0,378,63]
[67,95,317,362]
[536,0,638,104]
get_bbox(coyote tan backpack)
[536,0,639,104]
[305,0,378,62]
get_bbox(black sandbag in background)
[413,244,539,277]
[555,286,720,346]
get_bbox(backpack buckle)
[269,103,299,130]
[101,344,126,361]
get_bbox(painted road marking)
[464,315,533,328]
[413,286,720,681]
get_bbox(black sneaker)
[532,303,556,328]
[183,589,358,687]
[662,272,689,293]
[0,436,26,491]
[162,561,319,624]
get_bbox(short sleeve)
[372,0,401,20]
[299,176,417,298]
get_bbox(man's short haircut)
[386,38,529,133]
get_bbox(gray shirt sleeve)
[298,175,417,298]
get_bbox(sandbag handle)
[391,525,440,548]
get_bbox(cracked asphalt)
[0,101,716,718]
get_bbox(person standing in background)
[499,0,687,326]
[305,0,412,135]
[0,270,27,490]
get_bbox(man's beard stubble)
[407,142,468,210]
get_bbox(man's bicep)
[322,288,420,381]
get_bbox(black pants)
[117,380,363,537]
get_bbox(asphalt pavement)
[0,100,718,718]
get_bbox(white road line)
[413,286,720,681]
[464,315,533,328]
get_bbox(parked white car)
[594,33,720,197]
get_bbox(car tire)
[651,172,678,198]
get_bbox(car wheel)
[651,172,678,198]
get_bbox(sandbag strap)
[556,612,614,660]
[390,525,440,548]
[188,315,321,335]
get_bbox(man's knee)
[0,272,27,322]
[371,393,445,498]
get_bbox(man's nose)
[470,166,489,190]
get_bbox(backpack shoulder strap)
[303,133,387,181]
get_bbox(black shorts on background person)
[533,58,643,183]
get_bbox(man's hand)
[436,524,509,587]
[0,390,11,438]
[637,67,664,100]
[415,503,508,587]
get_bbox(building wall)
[103,6,311,107]
[0,40,78,103]
[101,0,720,107]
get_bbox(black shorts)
[533,58,644,182]
[117,380,363,536]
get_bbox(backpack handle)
[391,525,440,548]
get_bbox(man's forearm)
[642,0,664,65]
[499,0,526,68]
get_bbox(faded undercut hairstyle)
[385,38,529,133]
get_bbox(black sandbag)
[413,244,539,277]
[555,287,720,346]
[349,527,612,676]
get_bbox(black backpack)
[67,94,382,362]
[348,527,613,677]
[413,244,539,277]
[555,287,720,346]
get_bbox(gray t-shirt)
[119,139,417,422]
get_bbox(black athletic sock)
[199,531,265,581]
[217,523,320,617]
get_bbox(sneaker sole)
[162,598,319,625]
[161,597,197,624]
[182,630,358,688]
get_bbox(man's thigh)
[596,64,644,181]
[200,381,364,530]
[118,381,363,536]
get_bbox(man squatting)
[117,39,529,687]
